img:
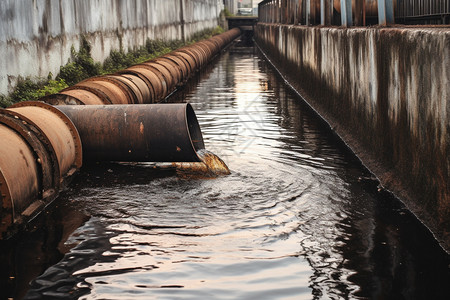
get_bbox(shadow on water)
[0,38,449,300]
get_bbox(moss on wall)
[0,26,224,107]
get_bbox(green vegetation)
[1,76,68,106]
[0,95,12,108]
[0,26,224,108]
[57,36,102,86]
[101,39,183,74]
[223,7,233,17]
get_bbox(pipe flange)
[0,109,60,195]
[0,167,13,238]
[9,101,83,169]
[82,76,135,104]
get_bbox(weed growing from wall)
[57,36,102,86]
[3,77,68,105]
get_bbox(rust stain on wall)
[255,23,450,251]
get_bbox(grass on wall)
[0,26,224,108]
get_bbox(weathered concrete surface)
[255,23,450,251]
[0,0,222,94]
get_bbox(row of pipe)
[45,28,241,106]
[1,28,242,238]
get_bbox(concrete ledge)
[255,23,450,251]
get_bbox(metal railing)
[396,0,450,24]
[258,0,450,26]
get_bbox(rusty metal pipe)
[75,77,133,104]
[128,64,169,100]
[0,101,82,238]
[170,51,197,71]
[161,55,190,82]
[140,62,176,97]
[151,59,183,85]
[43,88,107,105]
[171,50,199,73]
[0,125,40,234]
[117,68,158,103]
[39,28,241,106]
[7,102,82,179]
[56,104,205,163]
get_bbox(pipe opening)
[186,103,205,152]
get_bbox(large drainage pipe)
[55,104,205,163]
[42,28,241,106]
[0,102,205,238]
[0,102,82,238]
[0,28,241,238]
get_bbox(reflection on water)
[1,40,449,299]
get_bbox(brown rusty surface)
[102,76,138,104]
[333,0,388,17]
[8,104,82,177]
[127,65,167,100]
[212,35,226,47]
[60,88,109,105]
[9,101,83,170]
[0,109,60,198]
[255,23,450,251]
[117,69,157,103]
[195,42,213,58]
[141,62,175,95]
[151,59,182,86]
[0,125,39,224]
[161,55,189,81]
[117,74,151,104]
[65,83,116,104]
[199,41,218,57]
[41,93,85,105]
[171,51,197,73]
[208,37,224,49]
[0,164,13,237]
[56,104,205,163]
[105,75,143,104]
[188,46,208,66]
[178,48,203,68]
[204,39,221,54]
[76,78,131,104]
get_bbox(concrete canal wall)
[255,24,450,250]
[0,0,222,95]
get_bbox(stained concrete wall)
[0,0,222,95]
[255,24,450,250]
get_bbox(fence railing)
[396,0,450,23]
[258,0,450,26]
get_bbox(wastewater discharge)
[172,149,231,178]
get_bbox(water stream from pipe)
[173,149,231,178]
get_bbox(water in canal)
[1,39,449,300]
